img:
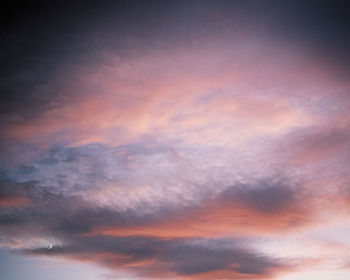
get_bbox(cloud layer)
[1,1,350,279]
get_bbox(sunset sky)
[1,1,350,279]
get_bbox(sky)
[1,0,350,279]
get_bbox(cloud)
[281,125,350,166]
[1,2,350,279]
[21,235,288,279]
[0,167,316,247]
[96,180,316,239]
[1,36,333,149]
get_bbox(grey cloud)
[0,151,302,279]
[162,240,279,275]
[216,179,301,214]
[0,168,306,240]
[0,141,306,279]
[21,235,285,278]
[1,141,177,190]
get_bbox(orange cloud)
[2,44,330,148]
[0,196,28,207]
[91,188,317,239]
[175,266,294,280]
